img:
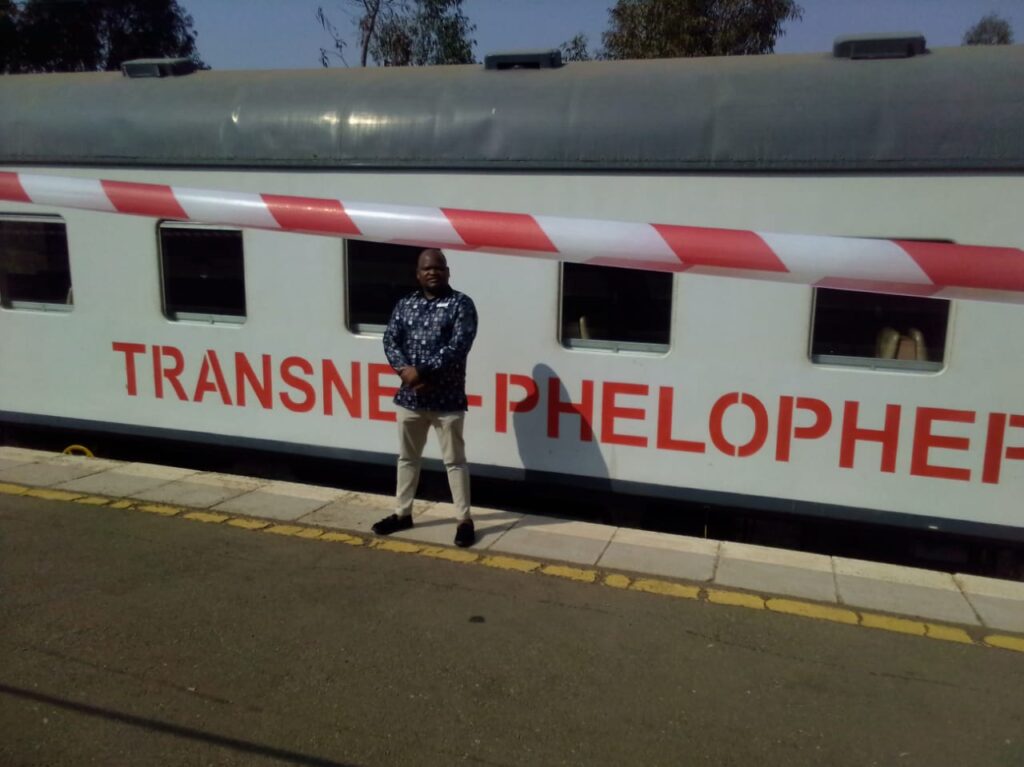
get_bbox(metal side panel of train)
[1,44,1022,536]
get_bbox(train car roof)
[1,45,1022,173]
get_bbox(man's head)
[416,249,450,296]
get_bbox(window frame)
[557,261,674,355]
[808,287,951,374]
[344,239,422,336]
[157,220,247,325]
[0,213,74,313]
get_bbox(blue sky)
[184,0,1024,70]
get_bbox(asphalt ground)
[2,494,1023,767]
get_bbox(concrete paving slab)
[213,481,348,521]
[6,450,1024,636]
[118,462,200,480]
[0,455,123,487]
[0,446,53,462]
[511,514,618,539]
[834,557,979,626]
[488,524,610,565]
[715,541,837,603]
[393,506,521,550]
[55,462,199,497]
[0,457,35,472]
[610,527,720,553]
[253,481,351,503]
[954,573,1024,632]
[131,472,268,509]
[0,446,49,471]
[599,529,719,581]
[299,492,423,533]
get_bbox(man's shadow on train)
[509,363,611,526]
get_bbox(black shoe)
[454,520,475,548]
[372,513,413,535]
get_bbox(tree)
[318,0,388,67]
[962,13,1014,45]
[318,0,475,67]
[385,0,475,66]
[559,33,594,62]
[602,0,802,59]
[6,0,205,74]
[0,0,19,73]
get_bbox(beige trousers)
[396,406,471,522]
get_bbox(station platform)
[1,445,1022,651]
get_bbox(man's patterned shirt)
[383,288,478,412]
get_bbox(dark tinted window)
[0,216,72,310]
[159,224,245,322]
[346,240,421,333]
[811,288,949,370]
[561,263,671,350]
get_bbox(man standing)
[373,249,479,547]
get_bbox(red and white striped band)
[2,171,1023,304]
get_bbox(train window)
[159,223,245,323]
[346,240,422,334]
[560,262,672,352]
[0,216,73,312]
[810,288,949,372]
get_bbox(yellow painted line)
[767,599,859,625]
[420,546,478,564]
[707,588,765,610]
[541,564,598,583]
[631,578,700,599]
[183,511,230,524]
[372,539,423,554]
[135,503,181,516]
[73,495,111,506]
[603,573,631,589]
[263,524,308,537]
[860,613,927,636]
[983,635,1024,653]
[226,518,271,530]
[320,531,365,546]
[23,479,1023,655]
[481,554,541,573]
[25,488,84,502]
[925,624,974,644]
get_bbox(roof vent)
[121,57,197,78]
[833,33,927,60]
[484,49,563,71]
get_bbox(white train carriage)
[1,40,1023,539]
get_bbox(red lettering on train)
[840,402,901,473]
[601,382,648,447]
[279,356,316,413]
[547,378,595,441]
[235,353,273,409]
[107,341,1024,487]
[111,341,146,395]
[193,350,232,405]
[910,407,975,481]
[982,413,1024,484]
[775,396,832,462]
[494,373,539,433]
[367,363,398,422]
[655,387,705,453]
[152,345,188,401]
[709,392,769,457]
[323,360,361,418]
